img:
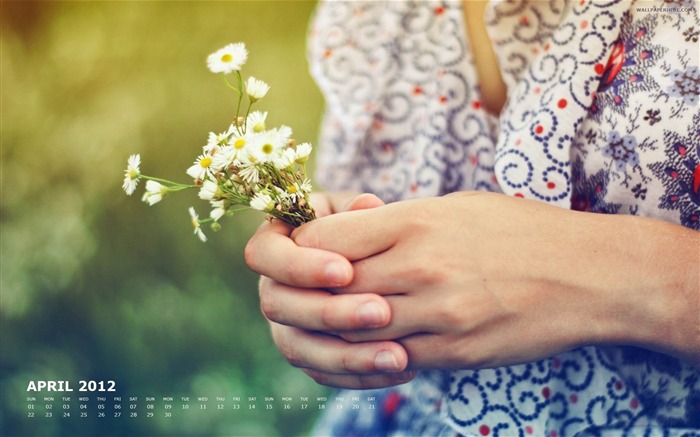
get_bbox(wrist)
[582,214,699,364]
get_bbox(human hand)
[246,192,416,389]
[290,191,653,370]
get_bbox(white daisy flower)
[250,192,274,212]
[188,207,207,242]
[209,200,227,221]
[299,178,312,193]
[238,163,260,184]
[186,154,215,181]
[198,180,221,201]
[203,127,234,155]
[141,180,168,205]
[246,111,268,133]
[221,130,252,164]
[229,131,249,149]
[207,43,248,74]
[246,76,270,102]
[211,145,236,171]
[276,125,293,142]
[122,154,141,195]
[238,150,257,166]
[273,185,290,200]
[285,182,304,202]
[273,147,296,170]
[294,142,312,164]
[249,126,292,163]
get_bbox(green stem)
[222,73,246,136]
[222,75,241,94]
[242,101,254,135]
[235,71,244,135]
[141,175,198,189]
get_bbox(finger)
[309,191,383,217]
[345,193,385,211]
[246,219,353,288]
[337,294,433,342]
[335,249,420,295]
[291,203,402,261]
[259,277,392,330]
[302,368,416,390]
[398,333,459,370]
[271,323,409,374]
[310,191,358,217]
[307,192,334,217]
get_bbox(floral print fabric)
[308,0,700,435]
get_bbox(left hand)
[291,191,699,370]
[247,192,417,389]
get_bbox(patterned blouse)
[307,0,700,435]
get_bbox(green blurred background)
[1,1,329,436]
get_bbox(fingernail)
[374,350,400,372]
[356,301,386,327]
[324,262,349,286]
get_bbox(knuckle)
[244,237,260,271]
[279,342,304,368]
[340,352,354,373]
[404,206,432,234]
[258,287,280,322]
[402,264,445,288]
[320,301,339,330]
[435,304,461,329]
[433,295,466,328]
[292,225,320,250]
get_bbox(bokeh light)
[1,1,328,435]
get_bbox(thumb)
[344,193,385,212]
[291,194,395,261]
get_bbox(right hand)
[245,192,415,389]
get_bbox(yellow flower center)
[262,144,274,155]
[253,122,265,133]
[221,54,233,63]
[287,185,298,194]
[234,138,246,149]
[200,157,212,168]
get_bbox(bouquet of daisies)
[122,43,316,241]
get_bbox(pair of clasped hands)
[244,191,688,389]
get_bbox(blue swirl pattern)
[308,1,700,435]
